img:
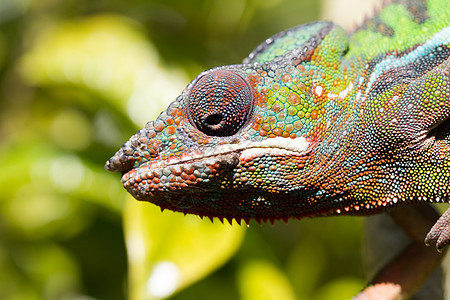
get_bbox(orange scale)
[166,126,176,135]
[297,82,306,91]
[281,73,291,83]
[184,166,195,175]
[252,123,262,131]
[272,104,283,113]
[273,128,283,136]
[169,108,178,117]
[294,121,303,130]
[154,120,165,132]
[287,93,300,106]
[262,123,271,131]
[278,112,286,119]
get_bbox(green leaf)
[0,241,81,300]
[237,259,296,300]
[315,278,365,300]
[0,141,125,239]
[19,14,189,125]
[124,197,246,299]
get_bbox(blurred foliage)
[0,0,366,299]
[237,259,297,300]
[125,198,244,299]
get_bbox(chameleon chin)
[107,0,450,298]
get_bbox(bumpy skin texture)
[106,0,449,238]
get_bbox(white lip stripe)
[253,136,310,152]
[240,147,304,160]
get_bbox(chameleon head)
[105,21,360,222]
[105,61,329,222]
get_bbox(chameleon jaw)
[121,135,313,187]
[118,137,315,220]
[120,137,312,189]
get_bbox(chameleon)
[106,0,449,297]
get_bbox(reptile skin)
[107,0,449,237]
[107,1,450,246]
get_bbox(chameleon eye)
[188,70,254,137]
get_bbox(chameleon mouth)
[116,135,346,223]
[120,151,239,190]
[120,136,312,186]
[116,136,314,222]
[120,146,315,224]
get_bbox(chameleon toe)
[425,208,450,252]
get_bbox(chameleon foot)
[425,208,450,252]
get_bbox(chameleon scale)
[106,0,450,227]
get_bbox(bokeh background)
[0,0,369,299]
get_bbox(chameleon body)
[107,1,449,244]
